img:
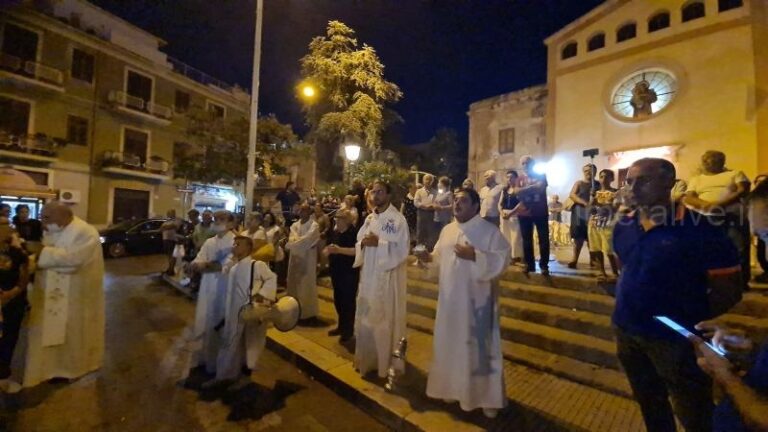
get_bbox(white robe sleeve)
[353,218,368,269]
[37,229,99,272]
[374,217,410,272]
[285,222,319,252]
[470,230,511,282]
[192,239,211,264]
[253,261,277,301]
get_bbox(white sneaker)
[0,379,22,394]
[482,408,498,419]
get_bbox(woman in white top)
[240,211,267,243]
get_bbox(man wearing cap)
[479,170,503,227]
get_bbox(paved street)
[0,255,387,432]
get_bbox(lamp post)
[343,143,361,188]
[245,0,264,213]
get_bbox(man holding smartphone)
[612,158,742,432]
[687,178,768,431]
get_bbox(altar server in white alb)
[12,201,105,388]
[354,180,409,378]
[189,210,235,374]
[416,188,511,418]
[285,203,320,322]
[208,235,276,388]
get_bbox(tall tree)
[300,20,402,180]
[174,109,304,186]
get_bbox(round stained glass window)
[611,69,677,120]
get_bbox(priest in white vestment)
[12,201,105,388]
[354,181,409,378]
[417,188,511,418]
[189,210,235,374]
[285,204,320,321]
[209,235,276,387]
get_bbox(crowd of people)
[0,149,767,430]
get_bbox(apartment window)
[498,128,515,154]
[587,33,605,51]
[207,101,225,119]
[123,128,149,163]
[561,42,577,60]
[718,0,742,12]
[125,70,153,104]
[1,23,38,62]
[616,22,637,42]
[66,115,89,145]
[174,90,190,113]
[0,96,31,136]
[71,48,94,83]
[682,1,706,22]
[648,12,671,32]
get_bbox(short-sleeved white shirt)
[687,170,749,213]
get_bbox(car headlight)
[99,236,106,244]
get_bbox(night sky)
[92,0,604,146]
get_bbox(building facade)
[469,0,767,197]
[0,0,252,226]
[467,85,547,186]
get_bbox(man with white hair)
[479,170,502,227]
[12,201,105,388]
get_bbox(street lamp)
[302,85,316,98]
[343,144,361,187]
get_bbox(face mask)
[212,224,228,234]
[46,223,62,233]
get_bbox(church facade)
[468,0,768,196]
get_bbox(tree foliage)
[174,109,306,185]
[301,20,402,180]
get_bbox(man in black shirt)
[12,204,43,243]
[0,224,29,379]
[275,181,301,227]
[324,209,359,342]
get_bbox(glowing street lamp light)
[344,144,361,162]
[302,85,316,98]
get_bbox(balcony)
[107,91,173,125]
[101,151,170,181]
[0,132,63,163]
[0,52,64,92]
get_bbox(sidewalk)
[265,299,645,432]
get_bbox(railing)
[0,132,62,158]
[108,91,172,121]
[102,151,170,175]
[167,56,233,92]
[0,52,63,86]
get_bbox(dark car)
[99,218,191,258]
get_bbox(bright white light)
[532,157,569,188]
[344,144,361,162]
[302,86,316,98]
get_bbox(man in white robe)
[417,188,511,418]
[207,236,276,388]
[189,210,235,374]
[285,204,320,322]
[354,181,409,378]
[12,201,105,388]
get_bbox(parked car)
[99,218,191,258]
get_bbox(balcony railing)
[167,57,233,92]
[107,91,173,122]
[102,151,170,179]
[0,131,63,162]
[0,52,64,87]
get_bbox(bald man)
[11,201,105,389]
[285,203,320,322]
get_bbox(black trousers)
[0,298,27,377]
[329,266,359,338]
[757,238,767,274]
[615,327,713,432]
[518,215,550,272]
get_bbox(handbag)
[564,198,575,212]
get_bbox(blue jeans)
[615,327,713,432]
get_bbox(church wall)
[548,23,759,197]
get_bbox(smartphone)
[654,316,727,357]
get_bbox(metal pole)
[245,0,264,212]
